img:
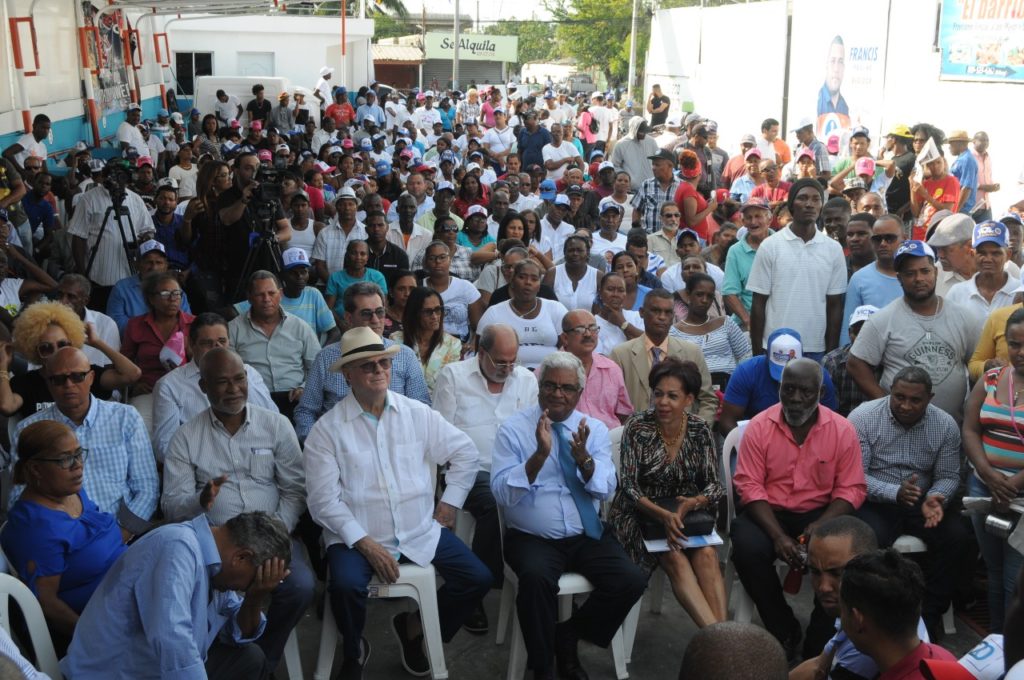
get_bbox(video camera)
[252,167,283,231]
[103,159,133,213]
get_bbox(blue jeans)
[326,528,492,659]
[967,472,1024,632]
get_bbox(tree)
[484,20,558,70]
[545,0,649,88]
[287,0,409,19]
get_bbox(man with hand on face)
[161,348,311,675]
[491,351,646,680]
[60,511,291,680]
[304,327,491,679]
[848,366,968,642]
[732,358,866,662]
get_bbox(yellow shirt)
[643,334,670,370]
[969,303,1023,380]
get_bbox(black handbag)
[638,497,716,540]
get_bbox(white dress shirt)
[152,360,278,462]
[67,187,155,286]
[433,358,538,473]
[161,405,306,531]
[303,390,479,566]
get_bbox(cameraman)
[216,152,292,301]
[69,159,155,310]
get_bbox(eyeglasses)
[154,289,184,299]
[37,339,72,358]
[426,253,450,262]
[356,357,392,374]
[35,447,89,470]
[540,380,580,395]
[46,370,92,387]
[357,307,387,320]
[421,306,444,317]
[483,350,518,370]
[565,324,600,336]
[870,234,900,244]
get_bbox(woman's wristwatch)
[619,320,630,331]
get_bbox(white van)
[193,76,320,127]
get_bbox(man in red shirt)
[325,89,355,130]
[732,357,866,661]
[840,549,956,680]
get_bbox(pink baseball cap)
[341,138,354,149]
[826,134,840,154]
[257,149,273,162]
[251,120,263,131]
[855,157,876,177]
[136,156,154,168]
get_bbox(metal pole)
[626,0,639,100]
[452,0,460,91]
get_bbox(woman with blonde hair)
[1,301,139,418]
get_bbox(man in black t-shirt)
[881,124,916,221]
[245,84,272,128]
[647,84,670,127]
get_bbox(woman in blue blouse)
[1,420,127,640]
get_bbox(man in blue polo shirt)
[106,240,192,334]
[719,327,838,435]
[517,110,552,170]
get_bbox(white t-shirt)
[13,133,46,167]
[414,107,442,132]
[482,126,515,155]
[437,276,481,341]
[595,310,644,356]
[591,231,627,263]
[590,106,616,141]
[315,78,332,109]
[660,262,725,293]
[477,298,570,369]
[214,95,241,124]
[168,164,199,198]
[542,142,581,181]
[116,122,148,157]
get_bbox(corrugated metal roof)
[372,44,424,63]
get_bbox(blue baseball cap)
[589,149,605,160]
[157,108,169,117]
[375,160,391,177]
[767,328,802,382]
[1000,212,1023,225]
[440,150,457,165]
[360,137,373,150]
[539,179,557,201]
[973,220,1009,248]
[893,239,936,271]
[676,228,701,246]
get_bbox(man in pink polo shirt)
[560,309,633,430]
[731,357,866,662]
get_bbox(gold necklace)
[658,415,686,448]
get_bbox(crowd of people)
[0,67,1022,680]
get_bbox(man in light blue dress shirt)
[491,351,646,680]
[60,512,291,680]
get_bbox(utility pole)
[452,0,461,91]
[626,0,640,99]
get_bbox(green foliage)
[545,0,650,88]
[288,0,409,19]
[373,13,415,40]
[483,20,558,70]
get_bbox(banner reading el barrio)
[940,0,1024,83]
[424,33,518,63]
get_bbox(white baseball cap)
[849,305,879,328]
[465,204,488,218]
[767,328,802,381]
[282,247,311,270]
[138,240,167,258]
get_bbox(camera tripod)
[232,223,284,302]
[85,190,140,279]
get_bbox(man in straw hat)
[303,326,491,679]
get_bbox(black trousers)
[504,526,646,673]
[205,641,267,680]
[856,500,971,622]
[730,507,827,644]
[462,472,504,588]
[270,391,297,422]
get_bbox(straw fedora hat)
[329,327,400,372]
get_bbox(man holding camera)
[69,159,155,310]
[216,152,292,302]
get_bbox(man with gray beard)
[731,358,867,662]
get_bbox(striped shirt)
[11,397,159,535]
[849,396,961,504]
[979,367,1024,473]
[669,318,751,375]
[310,220,367,274]
[631,177,681,234]
[161,406,306,532]
[151,360,278,462]
[67,186,155,287]
[294,338,431,439]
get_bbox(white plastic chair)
[454,509,476,546]
[0,572,61,679]
[282,629,303,679]
[892,535,957,635]
[494,505,636,680]
[313,563,449,680]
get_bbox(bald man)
[11,347,158,539]
[679,621,789,680]
[161,348,311,673]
